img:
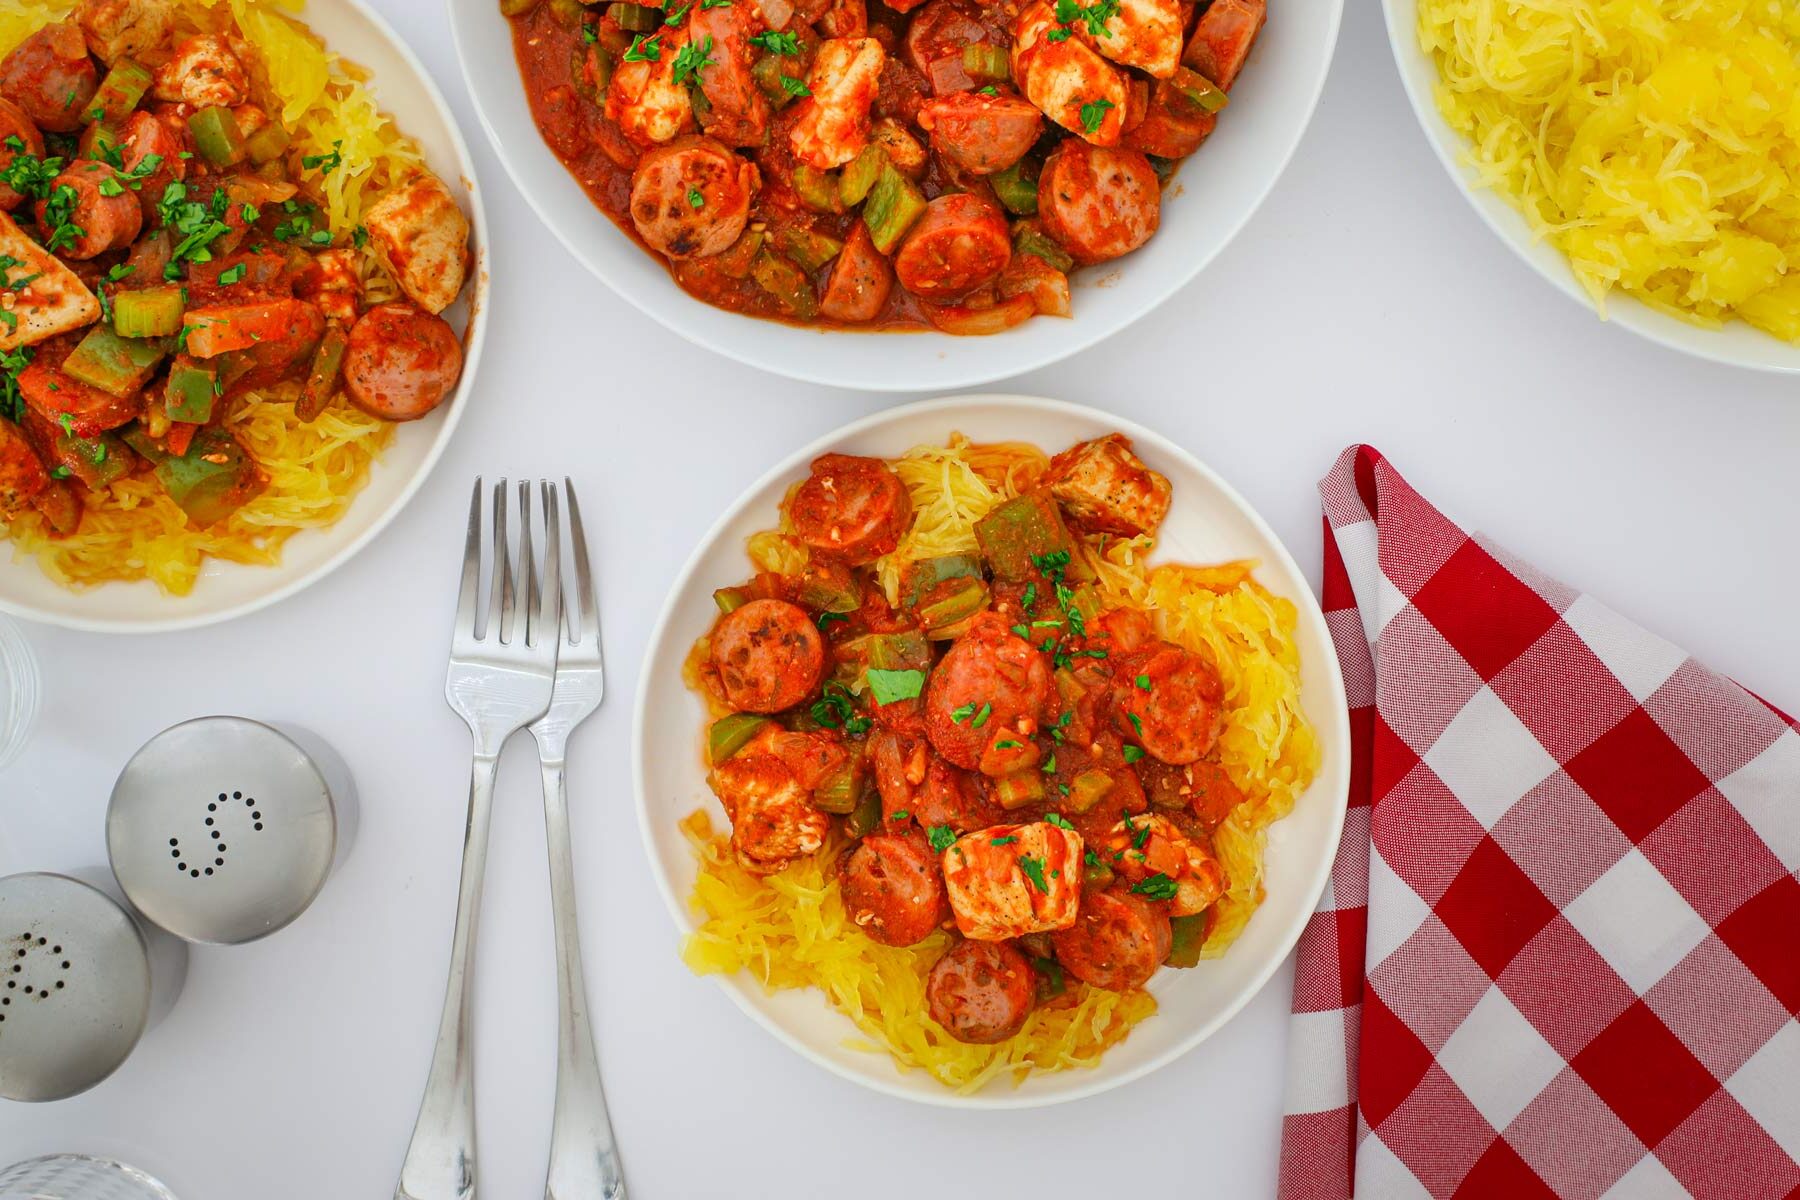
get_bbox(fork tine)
[540,479,563,650]
[564,477,598,646]
[518,480,538,648]
[490,479,513,644]
[455,477,482,639]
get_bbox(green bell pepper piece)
[154,426,265,527]
[187,106,247,167]
[1166,912,1210,967]
[62,325,168,398]
[973,490,1075,581]
[164,360,218,424]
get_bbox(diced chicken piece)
[710,727,845,875]
[76,0,175,65]
[151,35,248,109]
[1103,813,1225,916]
[0,211,101,351]
[941,821,1084,941]
[605,32,695,149]
[788,37,885,170]
[1041,433,1171,537]
[1091,0,1183,79]
[0,417,50,519]
[1011,0,1128,146]
[362,173,472,315]
[291,248,363,325]
[870,116,927,177]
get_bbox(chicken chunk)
[1090,0,1183,79]
[76,0,175,65]
[0,417,50,520]
[1041,434,1171,537]
[710,728,845,875]
[1103,813,1225,916]
[606,31,695,149]
[362,173,471,315]
[151,35,248,109]
[1011,0,1128,146]
[0,210,101,351]
[291,247,362,325]
[941,821,1084,941]
[789,37,885,170]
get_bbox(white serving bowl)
[0,0,490,634]
[449,0,1343,391]
[633,393,1351,1107]
[1383,0,1800,373]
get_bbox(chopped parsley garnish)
[990,835,1018,846]
[240,203,261,224]
[816,610,847,630]
[582,20,598,42]
[891,809,909,821]
[157,181,235,277]
[971,702,991,728]
[57,413,75,435]
[928,825,958,852]
[623,33,663,62]
[1131,873,1179,901]
[779,74,812,98]
[0,345,31,425]
[105,263,135,282]
[40,184,85,254]
[217,262,246,286]
[1041,751,1057,774]
[701,0,734,8]
[978,85,998,96]
[1079,97,1115,136]
[1128,712,1143,736]
[1010,623,1029,637]
[49,465,70,479]
[865,667,925,706]
[687,187,705,209]
[1018,855,1049,893]
[1135,674,1151,690]
[0,311,14,333]
[97,173,124,197]
[352,224,369,249]
[670,35,716,86]
[0,148,63,206]
[750,30,801,54]
[809,681,869,736]
[995,739,1022,751]
[1122,744,1145,763]
[1084,848,1105,869]
[1054,0,1119,36]
[951,702,977,724]
[664,0,692,23]
[1045,812,1075,831]
[302,140,344,175]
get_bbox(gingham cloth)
[1277,446,1800,1200]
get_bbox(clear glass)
[0,615,39,770]
[0,1156,176,1200]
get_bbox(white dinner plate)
[1382,0,1800,373]
[449,0,1344,391]
[0,0,491,633]
[633,393,1351,1106]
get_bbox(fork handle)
[396,752,499,1200]
[540,756,627,1200]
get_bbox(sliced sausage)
[690,1,770,148]
[1050,888,1171,991]
[0,98,44,212]
[709,598,827,713]
[924,612,1052,773]
[1184,0,1265,91]
[819,220,893,323]
[0,417,49,519]
[629,135,760,260]
[117,109,187,224]
[869,728,927,819]
[903,0,1007,92]
[1112,642,1224,765]
[16,336,141,436]
[916,91,1041,176]
[892,192,1011,303]
[37,159,142,259]
[927,938,1036,1043]
[911,754,1004,833]
[1037,139,1160,266]
[342,302,463,422]
[0,22,97,134]
[787,453,911,565]
[841,833,947,946]
[1123,79,1216,159]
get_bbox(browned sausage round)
[819,221,893,324]
[910,753,1004,832]
[38,160,142,259]
[892,192,1011,302]
[923,612,1052,772]
[0,97,43,212]
[1123,80,1216,160]
[1112,642,1223,764]
[917,91,1041,175]
[709,598,827,713]
[230,299,326,391]
[926,938,1036,1043]
[689,2,770,149]
[1037,140,1160,266]
[0,22,97,135]
[1050,888,1171,991]
[629,135,759,260]
[841,833,947,946]
[786,453,911,565]
[342,303,464,422]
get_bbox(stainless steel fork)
[396,479,561,1200]
[528,480,625,1200]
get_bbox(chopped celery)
[63,326,168,398]
[793,560,859,612]
[791,164,845,215]
[548,0,587,25]
[1067,769,1115,813]
[154,427,265,527]
[112,287,185,338]
[297,322,348,421]
[866,629,930,671]
[88,59,153,126]
[1166,912,1210,967]
[500,0,539,13]
[708,713,770,764]
[917,577,988,636]
[118,425,170,465]
[243,120,291,166]
[904,554,982,605]
[973,490,1075,580]
[78,120,122,163]
[845,786,882,838]
[839,144,886,207]
[811,748,866,814]
[1170,66,1229,113]
[862,165,927,255]
[712,229,764,280]
[575,43,615,101]
[961,44,1010,81]
[163,360,218,424]
[187,106,246,167]
[1083,857,1115,887]
[750,249,819,318]
[612,3,662,31]
[775,226,843,272]
[989,160,1038,216]
[53,430,131,489]
[1014,224,1075,273]
[713,586,749,614]
[993,771,1045,810]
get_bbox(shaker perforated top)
[107,717,336,946]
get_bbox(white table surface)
[4,0,1799,1194]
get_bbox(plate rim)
[446,0,1346,393]
[630,391,1352,1108]
[0,0,494,635]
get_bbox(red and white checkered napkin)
[1277,446,1800,1200]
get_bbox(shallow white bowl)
[1383,0,1800,373]
[633,393,1351,1106]
[0,0,490,634]
[449,0,1342,392]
